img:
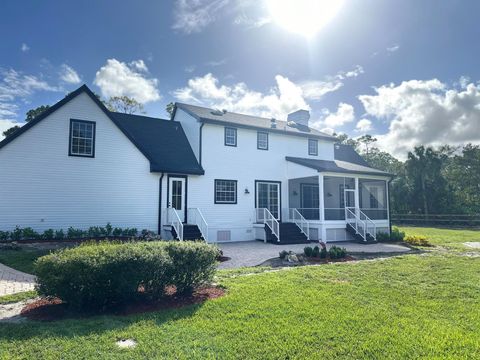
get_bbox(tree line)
[342,134,480,215]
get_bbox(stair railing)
[166,207,183,241]
[359,210,376,241]
[345,207,367,241]
[289,208,309,240]
[187,208,209,243]
[255,208,279,242]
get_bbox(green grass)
[0,228,479,359]
[399,226,480,251]
[0,248,50,274]
[0,291,37,305]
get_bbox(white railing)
[345,207,367,241]
[288,208,310,240]
[188,208,209,243]
[359,209,377,241]
[166,208,183,241]
[255,208,279,242]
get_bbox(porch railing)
[359,209,377,241]
[255,208,279,242]
[166,208,183,241]
[288,208,309,240]
[188,208,209,243]
[345,207,366,241]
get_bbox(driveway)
[218,241,411,269]
[0,264,36,296]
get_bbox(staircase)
[171,224,204,241]
[345,208,377,244]
[265,222,309,245]
[346,223,377,244]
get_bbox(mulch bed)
[20,286,225,322]
[304,255,356,263]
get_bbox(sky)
[1,0,480,158]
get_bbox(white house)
[0,85,392,244]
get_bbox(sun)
[267,0,345,37]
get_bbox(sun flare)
[267,0,344,37]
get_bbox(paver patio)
[218,241,411,269]
[0,263,36,296]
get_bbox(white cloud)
[0,119,22,141]
[205,59,227,67]
[172,0,230,34]
[355,118,373,133]
[184,65,196,73]
[319,103,355,128]
[21,43,30,52]
[173,73,309,119]
[299,65,364,101]
[233,14,271,28]
[59,64,81,84]
[358,78,480,157]
[387,44,400,53]
[94,59,160,103]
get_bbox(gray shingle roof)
[175,103,337,141]
[110,112,204,175]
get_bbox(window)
[69,119,95,157]
[215,179,237,204]
[224,127,237,146]
[308,138,318,155]
[257,131,268,150]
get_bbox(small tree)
[2,125,21,138]
[357,134,377,156]
[106,96,144,114]
[25,105,50,122]
[166,102,175,119]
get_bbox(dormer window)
[224,127,237,147]
[308,138,318,156]
[69,119,95,157]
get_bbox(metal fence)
[391,213,480,228]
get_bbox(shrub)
[163,242,218,295]
[320,247,327,259]
[279,250,289,259]
[11,226,23,241]
[0,231,10,242]
[21,227,39,240]
[55,229,65,240]
[376,232,390,242]
[404,235,431,247]
[312,246,320,258]
[113,227,123,237]
[67,227,85,239]
[35,241,218,310]
[304,246,313,257]
[42,229,55,240]
[390,227,405,242]
[328,246,347,259]
[105,223,113,237]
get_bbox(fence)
[391,213,480,228]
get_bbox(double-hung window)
[257,131,268,150]
[308,138,318,156]
[224,127,237,146]
[69,119,95,157]
[214,179,237,204]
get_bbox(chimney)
[287,109,310,127]
[270,118,277,128]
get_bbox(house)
[0,84,392,244]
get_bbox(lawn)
[0,248,50,274]
[0,228,479,359]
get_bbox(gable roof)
[175,102,337,141]
[333,144,370,167]
[0,84,204,175]
[110,112,204,174]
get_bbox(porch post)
[318,173,324,221]
[355,177,360,214]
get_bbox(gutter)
[158,173,164,234]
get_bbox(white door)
[256,181,281,220]
[168,177,186,222]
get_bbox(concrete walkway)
[218,241,411,269]
[0,264,36,296]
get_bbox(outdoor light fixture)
[244,188,250,194]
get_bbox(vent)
[211,109,224,116]
[270,118,277,129]
[217,230,231,242]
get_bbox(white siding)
[0,93,160,232]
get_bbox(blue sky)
[1,0,480,157]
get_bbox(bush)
[113,227,123,237]
[42,229,55,240]
[279,250,289,259]
[390,227,405,242]
[55,229,65,240]
[328,246,347,259]
[67,227,85,239]
[35,241,218,310]
[312,246,320,258]
[0,231,10,242]
[320,247,327,259]
[21,227,39,240]
[404,235,431,247]
[376,232,390,242]
[11,226,23,241]
[304,246,313,257]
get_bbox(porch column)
[355,177,360,213]
[318,173,324,221]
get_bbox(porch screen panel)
[323,176,355,220]
[359,179,387,219]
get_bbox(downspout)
[199,122,204,167]
[387,177,393,234]
[158,173,164,234]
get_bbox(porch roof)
[285,156,393,177]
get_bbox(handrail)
[166,208,183,241]
[345,207,367,241]
[255,208,279,242]
[289,208,309,240]
[188,208,209,243]
[359,209,377,241]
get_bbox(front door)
[256,181,281,220]
[168,177,186,222]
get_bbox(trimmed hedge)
[35,241,219,310]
